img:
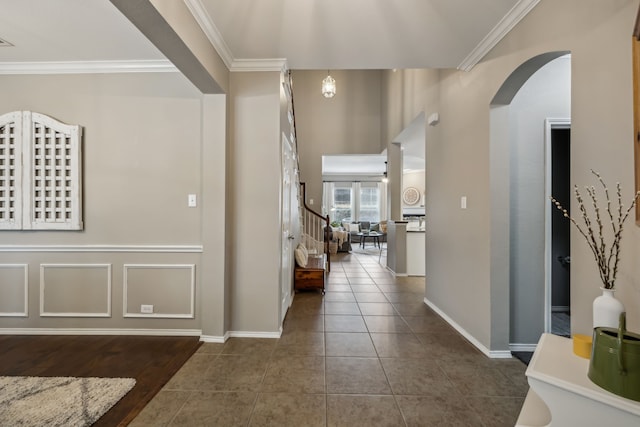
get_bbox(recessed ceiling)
[190,0,538,70]
[0,0,539,72]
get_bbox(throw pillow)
[380,222,388,233]
[371,223,380,232]
[348,223,360,232]
[295,247,307,267]
[298,243,309,260]
[298,243,309,264]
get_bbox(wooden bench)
[294,255,326,293]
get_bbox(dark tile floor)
[552,312,571,337]
[130,251,528,426]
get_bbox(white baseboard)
[0,328,202,336]
[386,267,408,277]
[227,330,282,339]
[200,333,227,343]
[489,349,514,358]
[0,327,283,342]
[201,328,283,343]
[424,297,512,359]
[510,343,538,352]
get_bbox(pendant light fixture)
[322,71,336,98]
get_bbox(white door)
[280,133,295,322]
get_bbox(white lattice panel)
[0,112,23,230]
[0,111,82,231]
[27,112,82,230]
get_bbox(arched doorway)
[490,51,571,353]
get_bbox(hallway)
[131,251,528,426]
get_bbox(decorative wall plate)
[402,187,420,205]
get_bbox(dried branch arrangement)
[550,170,640,289]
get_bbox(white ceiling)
[191,0,533,70]
[0,0,539,72]
[0,0,166,64]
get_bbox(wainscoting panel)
[0,264,28,316]
[40,264,112,317]
[123,264,195,318]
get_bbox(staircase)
[285,70,330,291]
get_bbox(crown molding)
[231,58,288,72]
[183,0,287,72]
[0,60,177,75]
[458,0,541,72]
[184,0,234,69]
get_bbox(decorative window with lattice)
[0,111,82,230]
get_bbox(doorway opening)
[489,50,571,355]
[545,120,571,337]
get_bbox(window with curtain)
[323,182,385,224]
[332,184,352,223]
[359,184,380,222]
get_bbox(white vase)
[592,287,625,329]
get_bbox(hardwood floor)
[0,335,201,426]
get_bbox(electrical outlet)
[188,194,197,207]
[140,304,154,314]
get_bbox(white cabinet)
[517,333,640,426]
[406,231,425,276]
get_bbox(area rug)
[0,376,136,427]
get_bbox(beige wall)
[408,0,640,351]
[508,56,571,345]
[0,72,217,332]
[228,71,283,334]
[293,70,384,208]
[381,69,440,147]
[381,69,438,222]
[200,94,228,338]
[0,73,202,244]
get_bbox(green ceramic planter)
[588,312,640,402]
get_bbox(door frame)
[280,132,295,323]
[544,118,571,332]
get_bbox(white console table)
[516,333,640,426]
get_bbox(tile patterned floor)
[552,312,571,337]
[130,251,528,426]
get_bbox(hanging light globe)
[322,74,336,98]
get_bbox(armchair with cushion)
[326,226,352,252]
[346,221,387,245]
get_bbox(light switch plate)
[188,194,197,207]
[461,196,467,209]
[141,304,154,314]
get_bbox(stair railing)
[300,182,330,272]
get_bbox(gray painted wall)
[228,71,283,334]
[383,0,640,352]
[292,70,383,209]
[436,1,640,350]
[0,72,209,331]
[508,56,571,345]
